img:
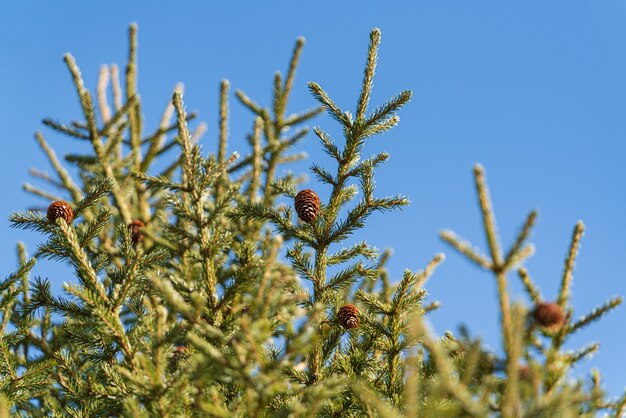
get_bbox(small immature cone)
[128,220,145,245]
[518,363,531,381]
[294,189,321,223]
[533,302,565,331]
[47,201,74,224]
[338,304,360,329]
[169,345,188,372]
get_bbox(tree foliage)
[3,24,624,417]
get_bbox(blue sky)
[2,2,626,395]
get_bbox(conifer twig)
[473,164,502,268]
[558,221,584,307]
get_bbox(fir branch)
[365,90,412,129]
[34,132,84,202]
[567,342,599,365]
[284,106,325,127]
[440,230,492,270]
[308,83,351,127]
[73,178,113,218]
[313,127,341,162]
[568,297,622,334]
[413,318,489,417]
[326,241,378,266]
[78,209,111,248]
[42,119,90,140]
[98,94,138,136]
[517,267,542,304]
[355,28,381,123]
[97,65,112,123]
[9,211,58,236]
[503,210,538,269]
[22,183,63,202]
[473,164,503,267]
[558,221,584,307]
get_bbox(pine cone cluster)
[338,304,360,329]
[47,201,73,224]
[533,301,565,330]
[128,220,145,245]
[294,189,320,223]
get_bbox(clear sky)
[2,1,626,395]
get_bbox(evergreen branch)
[78,209,111,248]
[97,64,112,123]
[172,90,194,188]
[612,391,626,418]
[98,94,138,136]
[327,241,378,266]
[278,152,307,165]
[22,277,89,318]
[135,172,184,191]
[352,380,403,418]
[503,210,538,269]
[280,37,305,116]
[311,163,336,186]
[235,89,264,116]
[232,202,308,243]
[284,106,325,127]
[361,115,399,138]
[140,93,176,171]
[346,152,389,178]
[141,112,197,147]
[440,230,492,270]
[355,28,381,123]
[57,220,109,303]
[248,117,262,201]
[63,53,133,224]
[326,262,367,292]
[28,168,64,189]
[423,301,440,313]
[273,72,283,119]
[110,64,123,110]
[22,183,63,202]
[308,82,351,127]
[126,23,142,173]
[558,221,584,307]
[313,128,341,162]
[473,164,502,267]
[42,119,90,140]
[413,318,488,417]
[9,211,57,235]
[517,267,542,304]
[286,244,314,282]
[270,178,297,199]
[365,90,412,128]
[2,257,35,293]
[217,79,230,166]
[329,196,408,244]
[73,178,113,218]
[566,342,599,365]
[415,253,445,289]
[34,132,84,202]
[503,244,534,272]
[356,290,391,315]
[568,297,622,334]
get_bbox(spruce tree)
[3,23,625,417]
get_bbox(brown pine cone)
[338,304,360,329]
[128,220,145,245]
[533,302,565,330]
[294,189,321,223]
[47,201,73,224]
